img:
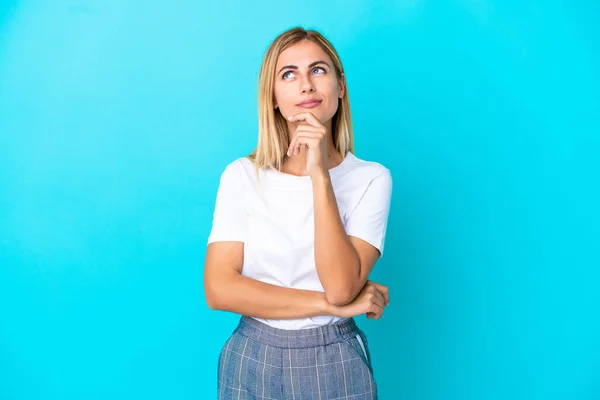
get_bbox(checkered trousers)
[218,316,377,399]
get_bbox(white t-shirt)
[207,152,392,330]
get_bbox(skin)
[274,40,343,177]
[204,40,389,321]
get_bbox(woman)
[204,26,392,399]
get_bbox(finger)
[288,134,321,156]
[373,290,386,308]
[297,137,319,155]
[288,112,323,128]
[370,283,389,305]
[287,130,321,156]
[367,282,388,306]
[291,123,323,132]
[289,136,306,156]
[367,288,385,309]
[374,305,384,320]
[291,137,310,156]
[368,304,384,320]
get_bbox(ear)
[273,99,278,109]
[338,74,346,98]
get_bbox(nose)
[300,76,316,94]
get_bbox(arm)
[204,241,334,319]
[312,174,374,306]
[204,161,333,319]
[312,168,392,306]
[285,112,393,307]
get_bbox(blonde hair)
[247,27,354,173]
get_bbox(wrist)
[318,293,338,316]
[310,169,330,185]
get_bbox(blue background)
[1,1,598,399]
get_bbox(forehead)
[275,40,332,68]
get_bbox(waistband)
[234,316,361,348]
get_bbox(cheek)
[320,83,340,104]
[273,87,294,108]
[324,91,340,111]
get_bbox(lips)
[297,100,322,108]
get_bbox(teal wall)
[1,1,598,399]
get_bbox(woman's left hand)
[287,112,329,179]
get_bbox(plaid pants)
[218,316,377,399]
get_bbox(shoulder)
[219,156,256,181]
[344,152,392,185]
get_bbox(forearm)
[206,272,334,319]
[312,172,362,305]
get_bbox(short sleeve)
[345,167,393,257]
[207,161,247,244]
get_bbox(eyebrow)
[277,60,331,76]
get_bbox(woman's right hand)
[329,280,389,320]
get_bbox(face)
[273,40,345,126]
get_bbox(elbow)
[204,282,225,310]
[204,269,240,311]
[325,288,355,307]
[324,265,362,307]
[205,290,220,310]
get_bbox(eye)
[281,67,326,80]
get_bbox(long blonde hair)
[247,27,354,173]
